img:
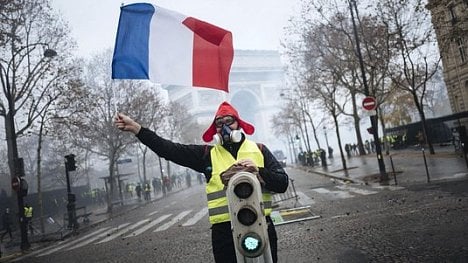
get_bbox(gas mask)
[213,124,242,145]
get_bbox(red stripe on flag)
[183,17,233,92]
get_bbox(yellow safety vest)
[206,139,272,224]
[24,206,33,218]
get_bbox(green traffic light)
[241,232,263,257]
[243,236,260,250]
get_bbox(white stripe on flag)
[149,7,193,86]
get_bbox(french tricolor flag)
[112,3,234,92]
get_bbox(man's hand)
[114,113,142,135]
[220,159,265,186]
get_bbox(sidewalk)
[302,145,468,186]
[0,187,183,262]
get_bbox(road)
[11,167,468,262]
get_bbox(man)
[115,101,289,262]
[1,208,13,242]
[24,203,33,236]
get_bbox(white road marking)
[371,185,405,191]
[147,210,159,216]
[182,208,208,226]
[154,210,192,232]
[97,220,149,244]
[37,227,110,257]
[312,187,355,199]
[335,185,378,195]
[297,191,315,205]
[65,224,128,251]
[124,214,171,238]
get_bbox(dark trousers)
[211,216,278,263]
[1,227,13,241]
[25,218,33,235]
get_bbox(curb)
[308,169,358,184]
[294,165,359,184]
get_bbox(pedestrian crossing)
[15,184,404,260]
[12,208,209,260]
[309,184,403,201]
[272,183,404,205]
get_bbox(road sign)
[117,158,132,164]
[362,96,377,111]
[12,176,20,192]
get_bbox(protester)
[1,208,13,242]
[24,203,34,236]
[115,101,289,262]
[135,183,142,200]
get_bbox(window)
[448,6,457,24]
[457,37,466,63]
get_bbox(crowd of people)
[344,139,376,157]
[297,146,333,167]
[123,170,204,202]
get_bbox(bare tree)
[0,0,77,199]
[134,94,166,186]
[55,49,167,213]
[376,0,441,154]
[0,1,77,244]
[271,106,303,164]
[284,1,389,158]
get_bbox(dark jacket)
[136,127,289,193]
[2,212,12,229]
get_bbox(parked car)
[273,150,287,167]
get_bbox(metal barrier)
[63,206,92,229]
[272,178,299,208]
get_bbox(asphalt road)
[9,167,468,262]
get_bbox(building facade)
[164,50,287,152]
[427,0,468,113]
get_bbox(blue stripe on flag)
[112,3,154,80]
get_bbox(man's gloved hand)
[220,159,265,186]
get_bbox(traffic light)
[65,154,77,171]
[226,171,272,262]
[16,158,25,177]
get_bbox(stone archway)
[230,90,261,141]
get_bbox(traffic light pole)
[65,155,77,230]
[5,109,30,250]
[348,0,387,181]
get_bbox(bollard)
[422,148,430,183]
[389,156,397,185]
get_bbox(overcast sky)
[51,0,302,58]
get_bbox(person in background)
[1,208,13,242]
[24,203,33,236]
[144,182,151,201]
[328,146,334,158]
[135,183,142,200]
[115,101,289,263]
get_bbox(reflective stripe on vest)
[24,207,33,218]
[206,139,272,224]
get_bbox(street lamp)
[1,46,57,250]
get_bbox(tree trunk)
[333,114,347,172]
